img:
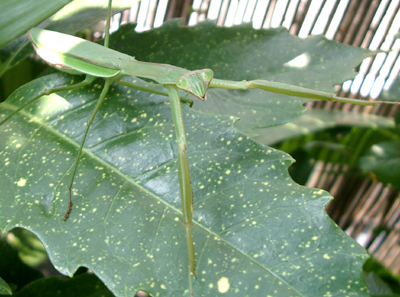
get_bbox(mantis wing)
[30,28,214,98]
[29,27,130,77]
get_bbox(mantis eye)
[201,69,214,82]
[176,77,190,90]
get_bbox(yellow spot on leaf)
[17,178,27,187]
[217,277,230,293]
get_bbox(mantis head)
[176,69,214,100]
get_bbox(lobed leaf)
[0,72,369,296]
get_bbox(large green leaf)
[0,21,372,296]
[0,0,72,49]
[110,21,375,136]
[0,72,369,296]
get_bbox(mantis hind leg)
[64,78,113,220]
[0,75,96,127]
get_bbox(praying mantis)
[0,2,397,296]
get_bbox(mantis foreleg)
[164,84,196,296]
[210,78,396,106]
[64,0,114,220]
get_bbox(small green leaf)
[0,277,12,295]
[254,109,395,146]
[380,75,400,103]
[364,272,397,297]
[359,140,400,188]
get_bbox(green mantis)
[26,25,213,294]
[0,3,397,296]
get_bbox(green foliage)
[2,2,397,297]
[0,0,134,94]
[273,115,400,189]
[0,237,43,294]
[0,235,114,296]
[0,277,12,295]
[110,21,375,136]
[360,140,400,189]
[13,273,114,297]
[0,0,72,49]
[364,257,400,297]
